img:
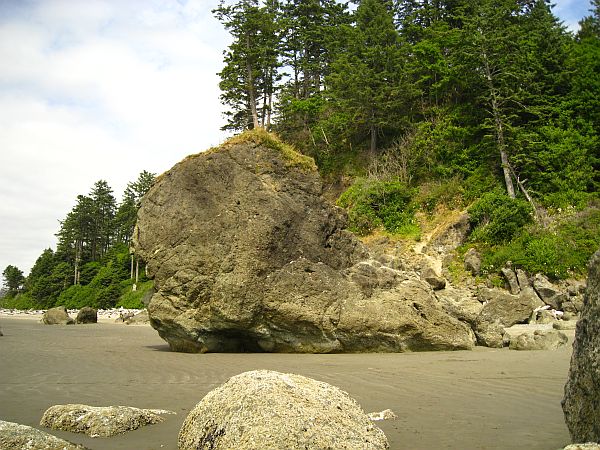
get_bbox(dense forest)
[212,0,600,280]
[1,172,155,310]
[2,0,599,309]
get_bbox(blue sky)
[0,0,594,277]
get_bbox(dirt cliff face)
[133,130,474,353]
[563,249,600,443]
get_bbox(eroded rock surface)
[40,404,174,437]
[134,131,474,353]
[563,249,600,443]
[178,370,389,450]
[76,307,97,324]
[0,420,86,449]
[42,306,74,325]
[508,329,568,350]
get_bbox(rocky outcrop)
[501,267,520,295]
[508,330,568,350]
[178,370,389,450]
[563,249,600,443]
[464,248,481,275]
[76,306,97,324]
[0,420,87,449]
[133,130,474,353]
[533,273,568,310]
[474,287,544,347]
[42,306,74,325]
[40,404,174,437]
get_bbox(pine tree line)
[214,0,599,208]
[1,171,155,310]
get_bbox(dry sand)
[0,316,574,450]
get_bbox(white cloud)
[0,0,229,275]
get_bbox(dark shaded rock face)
[76,307,97,324]
[134,131,474,353]
[563,249,600,443]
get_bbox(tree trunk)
[481,46,516,198]
[245,35,259,129]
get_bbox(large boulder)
[40,404,174,437]
[133,130,474,353]
[76,306,97,324]
[42,306,74,325]
[533,273,568,310]
[563,249,600,443]
[474,287,544,347]
[178,370,389,450]
[0,420,86,449]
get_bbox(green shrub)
[0,293,38,310]
[479,207,600,279]
[338,179,418,236]
[117,280,153,309]
[468,192,533,244]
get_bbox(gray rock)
[533,273,568,309]
[40,404,174,437]
[474,287,544,347]
[42,306,74,325]
[133,131,474,353]
[178,370,389,450]
[0,420,87,449]
[125,309,150,325]
[501,267,520,295]
[516,269,530,289]
[464,248,481,275]
[422,267,446,290]
[535,309,556,324]
[563,300,579,314]
[554,320,577,331]
[508,330,568,350]
[75,306,97,324]
[566,280,587,297]
[434,287,483,326]
[563,249,600,443]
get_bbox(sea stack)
[133,130,474,353]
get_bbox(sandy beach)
[0,316,574,450]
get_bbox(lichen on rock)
[40,404,175,437]
[178,370,389,450]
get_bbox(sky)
[0,0,594,278]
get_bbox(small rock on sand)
[40,404,175,437]
[509,330,568,351]
[42,306,75,325]
[0,419,87,449]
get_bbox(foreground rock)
[563,444,600,450]
[508,330,568,350]
[0,420,86,449]
[40,404,175,437]
[75,306,97,324]
[42,306,74,325]
[563,249,600,443]
[134,130,474,353]
[178,370,389,450]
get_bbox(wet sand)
[0,317,573,449]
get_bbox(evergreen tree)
[114,171,155,245]
[213,0,282,131]
[327,0,408,153]
[2,265,25,297]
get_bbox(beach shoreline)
[0,317,574,449]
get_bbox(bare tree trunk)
[481,46,516,198]
[246,35,259,129]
